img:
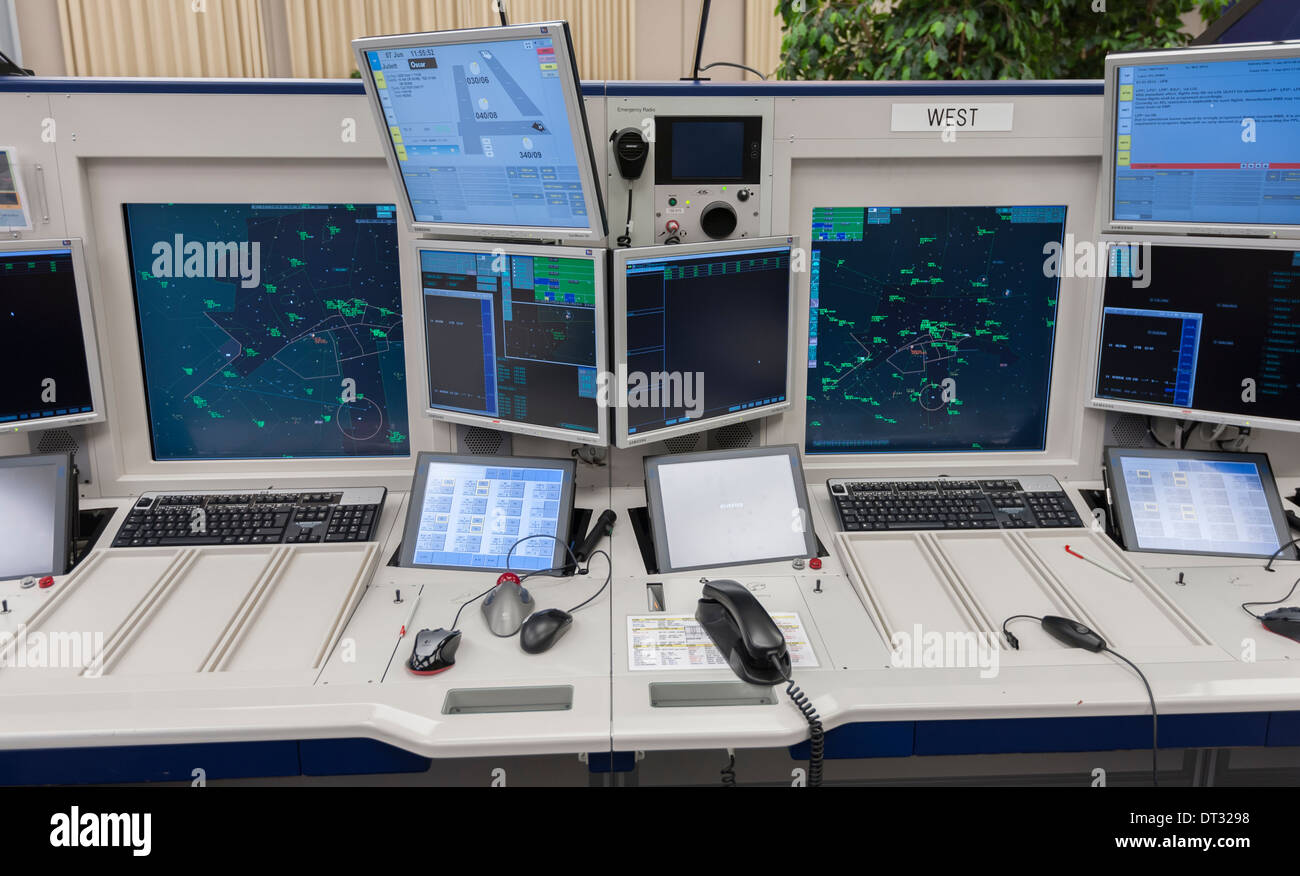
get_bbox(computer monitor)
[613,237,796,449]
[353,22,607,241]
[1089,238,1300,433]
[1103,447,1297,561]
[398,452,577,573]
[0,239,106,434]
[122,203,411,461]
[805,205,1066,454]
[416,241,607,447]
[1103,42,1300,238]
[0,452,75,580]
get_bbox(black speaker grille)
[462,427,505,455]
[35,429,79,455]
[663,434,700,454]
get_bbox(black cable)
[1000,614,1042,650]
[449,533,584,630]
[497,3,509,27]
[1242,576,1300,620]
[720,751,737,787]
[698,61,768,80]
[1264,537,1300,573]
[772,654,823,788]
[616,187,634,247]
[1105,646,1158,787]
[565,549,611,614]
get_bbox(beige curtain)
[284,0,634,80]
[743,0,781,81]
[57,0,269,77]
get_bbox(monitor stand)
[455,425,513,457]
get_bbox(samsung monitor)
[644,445,817,573]
[417,240,607,446]
[0,239,106,434]
[1103,447,1296,561]
[805,205,1066,454]
[398,452,577,573]
[613,237,796,449]
[1089,238,1300,433]
[0,452,75,580]
[123,203,411,461]
[1103,42,1300,238]
[354,23,607,241]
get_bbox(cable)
[1264,536,1300,573]
[497,2,509,27]
[565,549,611,613]
[448,534,584,630]
[1105,647,1158,787]
[720,750,737,787]
[1242,576,1300,620]
[772,654,824,788]
[1000,614,1042,651]
[616,187,634,248]
[698,61,768,80]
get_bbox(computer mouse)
[482,573,535,637]
[407,628,461,675]
[1262,607,1300,642]
[520,609,573,654]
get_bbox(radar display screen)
[806,205,1066,454]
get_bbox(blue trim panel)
[0,741,300,786]
[1266,711,1300,747]
[790,720,913,760]
[0,77,608,97]
[0,77,1101,98]
[299,738,431,776]
[587,751,636,774]
[914,712,1268,756]
[606,80,1103,97]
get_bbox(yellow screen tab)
[373,71,387,90]
[390,126,404,144]
[539,63,558,71]
[395,145,409,162]
[1117,135,1131,150]
[1117,151,1130,167]
[1119,84,1133,101]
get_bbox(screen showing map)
[124,203,410,461]
[364,30,594,232]
[806,206,1066,454]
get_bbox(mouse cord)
[773,655,824,788]
[1242,575,1300,620]
[1000,614,1043,650]
[450,583,499,632]
[1264,537,1300,573]
[447,535,586,631]
[1104,647,1158,788]
[565,549,611,614]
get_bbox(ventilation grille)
[1110,413,1150,448]
[461,427,506,455]
[712,422,756,450]
[35,429,79,456]
[663,434,701,455]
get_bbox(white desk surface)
[0,478,1297,759]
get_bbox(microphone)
[573,510,617,563]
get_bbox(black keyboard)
[111,488,387,548]
[827,476,1084,532]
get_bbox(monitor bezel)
[0,451,75,580]
[413,239,609,448]
[644,444,818,574]
[353,22,609,243]
[1086,234,1300,434]
[1102,445,1297,561]
[612,236,798,450]
[0,238,107,436]
[398,451,578,574]
[1102,41,1300,240]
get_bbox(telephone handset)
[695,579,792,686]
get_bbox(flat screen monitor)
[1103,447,1296,561]
[354,23,607,241]
[0,452,75,580]
[0,239,105,434]
[417,241,607,446]
[613,237,796,449]
[123,203,411,461]
[1103,42,1300,238]
[805,205,1066,454]
[398,452,576,573]
[1089,239,1300,433]
[644,445,817,573]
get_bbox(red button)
[809,558,822,570]
[38,576,54,589]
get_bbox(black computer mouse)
[520,609,573,654]
[407,628,462,675]
[1262,607,1300,642]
